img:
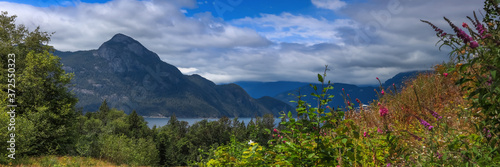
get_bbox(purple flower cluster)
[431,24,447,37]
[406,131,422,141]
[416,116,433,130]
[425,107,443,121]
[474,18,490,39]
[454,24,474,43]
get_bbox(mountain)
[382,70,434,88]
[234,81,312,98]
[239,71,432,109]
[274,83,378,109]
[57,33,293,117]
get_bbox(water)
[144,117,282,128]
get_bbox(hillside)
[57,33,293,117]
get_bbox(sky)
[0,0,485,85]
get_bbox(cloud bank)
[0,0,484,85]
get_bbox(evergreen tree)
[99,99,110,125]
[127,110,143,138]
[0,11,78,155]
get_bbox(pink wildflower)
[273,128,278,133]
[379,104,388,117]
[443,73,448,77]
[381,89,385,95]
[462,22,468,28]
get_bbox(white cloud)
[178,67,199,74]
[311,0,346,11]
[0,0,486,85]
[232,13,355,45]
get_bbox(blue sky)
[0,0,485,84]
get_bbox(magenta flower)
[363,131,369,137]
[470,41,479,49]
[381,89,385,95]
[376,77,379,80]
[379,104,388,117]
[377,128,383,134]
[462,22,468,28]
[443,73,448,77]
[273,128,278,133]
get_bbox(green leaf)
[288,111,292,119]
[307,153,316,158]
[318,74,324,82]
[342,138,347,144]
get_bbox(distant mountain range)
[236,70,432,108]
[57,33,293,117]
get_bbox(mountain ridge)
[58,33,293,117]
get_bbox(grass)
[344,64,482,165]
[11,155,127,167]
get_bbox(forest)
[1,0,500,166]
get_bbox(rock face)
[57,33,293,117]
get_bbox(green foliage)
[0,11,79,159]
[422,0,500,164]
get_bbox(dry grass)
[9,156,128,167]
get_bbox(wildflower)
[443,73,448,77]
[441,32,447,37]
[376,77,379,80]
[462,22,468,28]
[347,101,351,106]
[470,41,479,49]
[425,107,442,120]
[379,104,388,117]
[407,131,422,141]
[487,76,493,85]
[381,89,385,95]
[377,128,383,134]
[356,98,361,103]
[248,140,254,145]
[416,116,433,130]
[324,132,327,135]
[273,128,278,133]
[342,88,344,91]
[363,131,369,137]
[436,152,443,159]
[283,140,286,143]
[387,163,391,167]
